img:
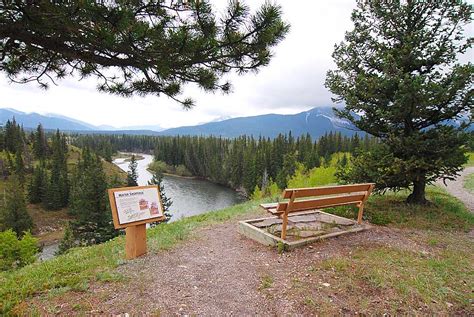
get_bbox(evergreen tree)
[1,1,289,107]
[32,124,48,160]
[276,151,297,189]
[14,149,25,185]
[127,155,139,186]
[148,170,172,223]
[44,131,69,210]
[326,1,473,204]
[28,164,47,204]
[56,223,75,255]
[68,149,117,246]
[0,177,33,236]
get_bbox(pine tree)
[28,164,47,204]
[68,149,117,246]
[276,151,297,189]
[1,1,289,108]
[32,124,48,160]
[14,149,25,185]
[326,1,473,204]
[44,131,69,210]
[148,170,172,223]
[127,155,138,186]
[0,176,33,236]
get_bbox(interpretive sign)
[108,185,165,229]
[108,185,166,259]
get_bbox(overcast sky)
[0,1,472,129]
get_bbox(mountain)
[158,107,357,139]
[0,108,164,132]
[0,108,96,131]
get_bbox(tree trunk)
[406,178,428,204]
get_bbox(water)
[113,153,245,221]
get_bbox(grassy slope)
[1,188,473,315]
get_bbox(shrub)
[0,230,38,271]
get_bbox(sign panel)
[108,185,165,229]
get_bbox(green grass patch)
[327,186,474,231]
[465,152,474,167]
[316,236,473,313]
[463,173,474,193]
[0,200,260,315]
[259,275,274,290]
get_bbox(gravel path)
[437,167,474,213]
[27,221,432,316]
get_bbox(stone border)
[238,210,370,250]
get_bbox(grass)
[0,200,261,315]
[327,186,474,231]
[464,173,474,193]
[302,232,473,314]
[465,152,474,167]
[259,275,274,290]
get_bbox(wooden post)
[357,203,364,224]
[125,224,147,259]
[357,184,374,224]
[281,191,296,240]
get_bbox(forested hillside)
[73,132,377,195]
[0,119,126,271]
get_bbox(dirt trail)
[437,167,474,212]
[28,220,430,316]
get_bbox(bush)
[0,230,38,271]
[287,163,337,188]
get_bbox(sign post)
[108,185,165,260]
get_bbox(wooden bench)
[260,183,375,240]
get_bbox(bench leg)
[281,212,289,240]
[357,203,364,224]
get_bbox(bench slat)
[277,193,366,212]
[259,203,278,210]
[282,183,374,199]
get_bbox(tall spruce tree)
[148,170,172,223]
[32,124,48,160]
[127,155,139,187]
[326,1,473,204]
[0,1,289,108]
[0,176,33,236]
[68,148,117,245]
[44,131,69,210]
[28,163,47,204]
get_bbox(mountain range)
[0,107,358,139]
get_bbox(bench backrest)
[276,183,374,213]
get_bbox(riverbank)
[112,152,145,162]
[1,187,473,315]
[112,153,245,220]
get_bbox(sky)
[0,1,472,129]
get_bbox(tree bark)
[406,178,428,204]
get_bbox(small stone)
[446,302,453,308]
[321,282,330,287]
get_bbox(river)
[113,153,245,221]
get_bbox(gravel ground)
[437,167,474,213]
[27,222,430,316]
